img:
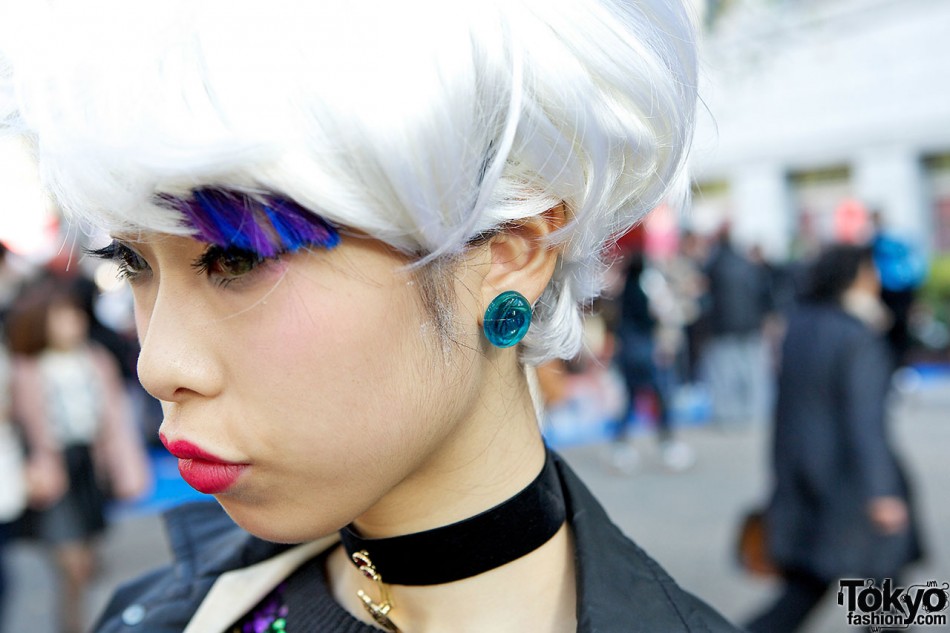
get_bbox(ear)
[478,204,567,318]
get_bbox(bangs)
[159,188,340,256]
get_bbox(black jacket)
[94,453,740,632]
[766,304,922,581]
[704,243,771,336]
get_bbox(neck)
[339,448,564,586]
[326,363,576,632]
[349,364,546,538]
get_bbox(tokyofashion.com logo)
[837,579,949,630]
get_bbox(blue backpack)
[873,234,927,292]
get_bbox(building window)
[925,155,950,254]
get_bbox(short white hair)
[1,0,698,364]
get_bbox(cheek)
[216,260,488,542]
[231,276,430,449]
[222,276,451,538]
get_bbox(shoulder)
[785,306,885,371]
[788,304,868,339]
[553,453,741,632]
[816,307,887,356]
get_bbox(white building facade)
[689,0,950,260]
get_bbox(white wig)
[0,0,698,364]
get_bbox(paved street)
[3,380,948,632]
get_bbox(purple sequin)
[232,582,289,633]
[159,187,340,256]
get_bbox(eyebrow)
[156,187,340,256]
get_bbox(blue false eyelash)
[159,188,340,257]
[265,198,340,252]
[193,189,275,257]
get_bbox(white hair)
[0,0,697,364]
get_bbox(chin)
[217,497,343,545]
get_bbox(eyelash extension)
[84,241,148,280]
[85,242,119,260]
[86,241,281,288]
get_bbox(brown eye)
[117,245,150,276]
[193,245,266,285]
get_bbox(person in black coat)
[746,244,923,633]
[701,230,774,427]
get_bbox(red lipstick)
[160,435,248,494]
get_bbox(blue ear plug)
[483,291,532,348]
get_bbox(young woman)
[1,1,741,631]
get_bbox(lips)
[160,434,248,495]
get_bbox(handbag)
[736,508,781,578]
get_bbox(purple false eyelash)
[158,188,340,256]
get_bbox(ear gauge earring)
[483,291,532,348]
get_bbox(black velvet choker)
[339,450,566,587]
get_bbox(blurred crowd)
[0,243,152,633]
[539,211,932,632]
[539,222,785,465]
[539,211,936,471]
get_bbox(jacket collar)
[553,453,700,632]
[162,500,290,581]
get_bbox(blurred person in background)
[745,244,922,633]
[609,252,694,473]
[0,242,30,628]
[701,226,774,428]
[869,210,927,370]
[0,243,29,322]
[5,279,150,633]
[667,230,709,387]
[747,244,794,386]
[0,329,24,628]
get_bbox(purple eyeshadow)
[158,187,340,256]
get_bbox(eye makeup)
[87,188,340,286]
[157,187,340,257]
[190,244,271,289]
[87,240,278,289]
[86,241,152,282]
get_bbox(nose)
[136,285,224,403]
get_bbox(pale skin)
[122,207,576,632]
